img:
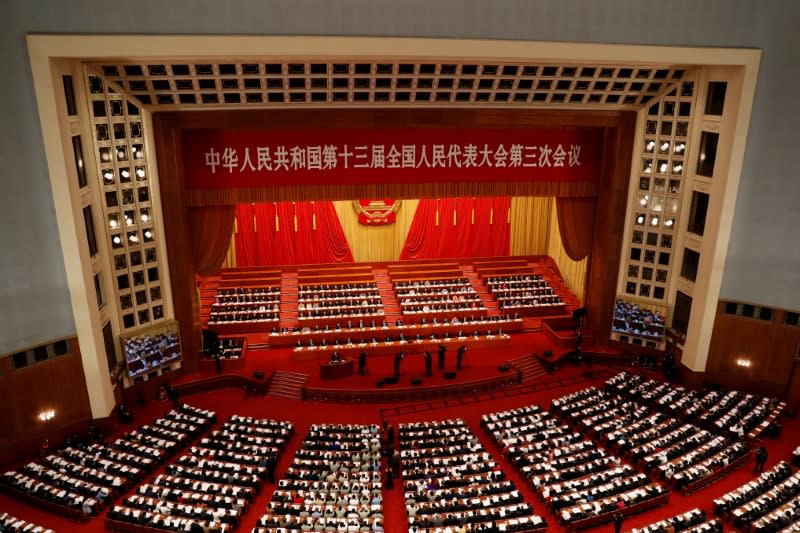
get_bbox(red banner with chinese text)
[182,128,602,189]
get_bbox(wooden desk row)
[218,277,281,288]
[208,319,279,335]
[499,303,568,317]
[562,491,670,532]
[0,481,92,522]
[477,266,535,278]
[269,318,523,347]
[401,308,489,322]
[297,313,385,329]
[298,272,375,284]
[293,334,512,361]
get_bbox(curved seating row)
[400,418,546,533]
[2,404,214,522]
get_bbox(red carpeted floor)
[2,358,798,533]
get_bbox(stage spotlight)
[665,219,674,227]
[120,169,130,179]
[136,167,145,179]
[144,230,153,239]
[140,212,150,222]
[103,170,113,182]
[651,216,660,226]
[112,235,121,244]
[659,162,668,173]
[636,215,645,224]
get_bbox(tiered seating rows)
[108,413,290,533]
[299,281,384,321]
[0,512,55,533]
[209,287,281,325]
[273,315,523,349]
[628,508,721,533]
[482,399,668,532]
[400,418,546,533]
[483,274,564,314]
[252,423,384,533]
[607,371,785,440]
[710,460,800,533]
[562,383,749,495]
[2,404,214,522]
[394,277,486,317]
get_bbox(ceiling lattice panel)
[88,60,690,110]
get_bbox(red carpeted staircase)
[198,275,221,326]
[279,272,299,329]
[374,268,401,326]
[462,265,501,316]
[507,353,549,382]
[267,370,308,400]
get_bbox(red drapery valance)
[400,197,511,260]
[234,201,354,266]
[556,196,596,261]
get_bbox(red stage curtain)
[253,203,277,265]
[189,206,236,276]
[234,204,258,267]
[556,196,597,261]
[235,201,354,266]
[400,197,511,260]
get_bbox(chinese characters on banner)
[182,128,602,189]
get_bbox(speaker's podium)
[320,359,354,380]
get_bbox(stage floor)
[180,329,610,391]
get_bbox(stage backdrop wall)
[222,195,586,270]
[333,200,419,263]
[548,200,589,303]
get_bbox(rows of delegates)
[628,508,721,533]
[482,396,668,530]
[252,423,384,533]
[400,418,546,532]
[712,460,800,532]
[395,277,486,315]
[0,512,55,533]
[606,372,785,440]
[298,282,384,321]
[290,315,517,352]
[107,412,290,533]
[209,286,281,325]
[484,274,563,312]
[2,403,214,520]
[553,385,748,494]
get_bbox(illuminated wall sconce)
[38,409,55,422]
[735,358,751,368]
